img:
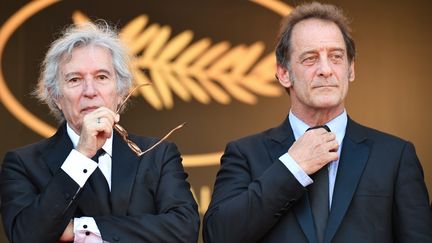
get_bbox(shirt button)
[85,231,90,236]
[113,236,120,241]
[83,169,88,173]
[83,224,87,229]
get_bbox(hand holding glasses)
[113,84,185,156]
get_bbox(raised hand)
[288,127,339,174]
[76,107,119,158]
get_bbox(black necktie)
[89,149,111,211]
[307,125,330,243]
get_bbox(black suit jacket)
[203,116,432,243]
[0,124,199,243]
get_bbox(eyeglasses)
[113,84,185,156]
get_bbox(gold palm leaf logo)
[73,11,282,110]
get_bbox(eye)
[66,77,82,87]
[97,75,108,80]
[329,53,344,63]
[69,77,79,82]
[96,74,111,82]
[302,55,318,65]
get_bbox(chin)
[312,97,342,109]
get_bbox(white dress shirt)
[279,110,347,207]
[60,123,113,243]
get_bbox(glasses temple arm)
[116,83,150,114]
[140,122,186,155]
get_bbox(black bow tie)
[91,149,105,163]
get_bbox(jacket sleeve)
[203,141,307,243]
[0,151,81,243]
[393,141,432,242]
[94,142,200,243]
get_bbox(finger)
[326,140,339,152]
[89,107,117,119]
[325,151,339,162]
[306,128,328,135]
[324,132,336,142]
[97,115,115,127]
[94,110,117,127]
[99,124,113,139]
[95,117,114,138]
[317,127,333,135]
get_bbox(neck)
[291,105,345,127]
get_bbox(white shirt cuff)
[279,153,313,187]
[61,149,98,187]
[74,217,103,242]
[74,217,101,235]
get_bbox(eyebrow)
[328,48,345,54]
[64,72,80,80]
[95,69,113,75]
[298,48,346,60]
[64,69,113,79]
[299,50,319,60]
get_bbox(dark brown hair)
[275,2,356,67]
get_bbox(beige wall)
[344,0,432,197]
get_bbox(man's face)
[277,18,355,117]
[55,45,120,134]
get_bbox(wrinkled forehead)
[59,46,116,82]
[290,18,346,55]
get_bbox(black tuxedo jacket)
[0,124,199,243]
[203,116,432,243]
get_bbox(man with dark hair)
[0,23,199,243]
[203,2,432,243]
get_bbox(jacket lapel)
[264,116,318,243]
[323,118,371,243]
[42,123,74,175]
[41,124,108,215]
[264,115,295,163]
[41,124,140,216]
[110,131,141,215]
[293,195,319,243]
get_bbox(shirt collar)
[66,123,113,157]
[289,110,348,146]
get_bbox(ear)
[348,61,355,82]
[276,64,293,88]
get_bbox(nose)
[82,78,97,97]
[317,56,333,78]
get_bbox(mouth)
[312,85,338,89]
[81,106,100,113]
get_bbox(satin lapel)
[324,119,370,243]
[41,124,108,215]
[264,116,317,243]
[110,131,140,215]
[42,123,74,175]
